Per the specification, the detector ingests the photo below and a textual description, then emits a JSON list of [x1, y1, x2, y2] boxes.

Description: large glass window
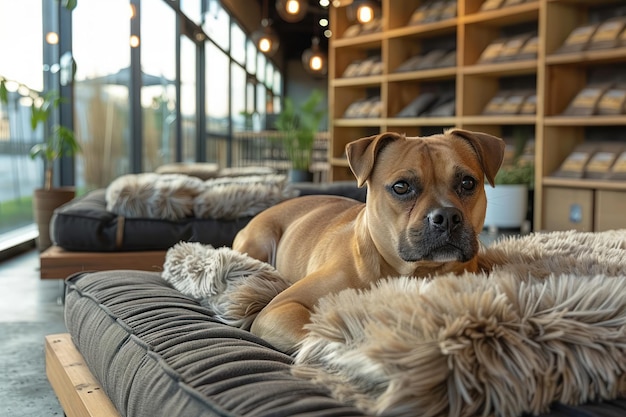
[[141, 0, 177, 171], [230, 23, 246, 66], [0, 0, 44, 237], [230, 63, 246, 132], [203, 0, 229, 51], [72, 0, 131, 191], [180, 36, 197, 163], [0, 0, 287, 245]]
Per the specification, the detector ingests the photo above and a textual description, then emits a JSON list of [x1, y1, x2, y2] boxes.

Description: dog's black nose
[[428, 207, 463, 233]]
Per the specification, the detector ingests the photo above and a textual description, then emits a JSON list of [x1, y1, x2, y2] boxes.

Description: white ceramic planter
[[484, 184, 528, 229]]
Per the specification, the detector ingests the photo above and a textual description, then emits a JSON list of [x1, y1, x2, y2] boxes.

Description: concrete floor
[[0, 247, 66, 416]]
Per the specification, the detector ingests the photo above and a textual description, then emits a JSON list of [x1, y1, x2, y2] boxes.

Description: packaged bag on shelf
[[520, 93, 537, 115], [342, 60, 362, 78], [477, 38, 507, 64], [516, 34, 539, 61], [584, 144, 623, 179], [497, 33, 535, 61], [435, 49, 456, 68], [425, 94, 455, 117], [597, 84, 626, 115], [588, 17, 626, 50], [552, 144, 597, 179], [500, 90, 534, 115], [416, 49, 448, 70], [395, 54, 422, 72], [483, 90, 511, 115], [554, 23, 600, 54], [561, 83, 613, 116], [395, 93, 438, 117], [480, 0, 504, 12], [439, 0, 457, 20], [609, 151, 626, 180]]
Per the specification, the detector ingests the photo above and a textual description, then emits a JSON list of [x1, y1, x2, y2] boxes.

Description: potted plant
[[28, 89, 81, 250], [274, 89, 326, 182], [484, 160, 534, 230]]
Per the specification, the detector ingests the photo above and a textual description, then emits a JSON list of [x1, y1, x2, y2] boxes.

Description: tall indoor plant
[[29, 89, 81, 250], [274, 89, 326, 182]]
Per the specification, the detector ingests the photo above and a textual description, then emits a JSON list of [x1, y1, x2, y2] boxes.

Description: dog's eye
[[392, 181, 411, 195], [461, 176, 476, 191]]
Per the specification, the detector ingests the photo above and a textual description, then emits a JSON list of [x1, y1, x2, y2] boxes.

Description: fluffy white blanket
[[105, 173, 296, 220], [162, 230, 626, 417]]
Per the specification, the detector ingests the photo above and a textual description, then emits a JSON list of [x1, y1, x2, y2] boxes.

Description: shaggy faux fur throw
[[161, 230, 626, 417], [105, 173, 296, 221]]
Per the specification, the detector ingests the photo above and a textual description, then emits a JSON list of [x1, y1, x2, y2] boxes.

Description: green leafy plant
[[0, 78, 81, 190], [28, 90, 81, 190], [274, 89, 326, 171], [495, 161, 535, 188]]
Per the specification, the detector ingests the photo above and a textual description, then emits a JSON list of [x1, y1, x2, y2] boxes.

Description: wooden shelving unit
[[328, 0, 626, 232]]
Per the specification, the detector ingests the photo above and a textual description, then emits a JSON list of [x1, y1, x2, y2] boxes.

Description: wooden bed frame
[[45, 333, 121, 417], [40, 246, 166, 279]]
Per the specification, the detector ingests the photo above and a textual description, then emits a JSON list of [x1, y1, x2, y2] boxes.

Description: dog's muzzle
[[398, 207, 477, 263]]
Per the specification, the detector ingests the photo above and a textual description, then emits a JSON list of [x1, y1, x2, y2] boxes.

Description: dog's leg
[[251, 269, 356, 354]]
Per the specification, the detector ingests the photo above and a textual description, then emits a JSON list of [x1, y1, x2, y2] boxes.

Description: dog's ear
[[346, 132, 403, 187], [446, 129, 505, 187]]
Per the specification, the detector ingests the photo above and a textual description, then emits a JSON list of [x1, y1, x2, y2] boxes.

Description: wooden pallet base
[[45, 334, 121, 417], [40, 246, 166, 279]]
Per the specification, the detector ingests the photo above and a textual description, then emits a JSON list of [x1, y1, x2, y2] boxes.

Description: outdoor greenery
[[0, 196, 34, 234], [274, 89, 326, 171]]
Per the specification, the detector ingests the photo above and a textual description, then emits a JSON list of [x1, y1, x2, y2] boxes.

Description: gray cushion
[[64, 270, 369, 417]]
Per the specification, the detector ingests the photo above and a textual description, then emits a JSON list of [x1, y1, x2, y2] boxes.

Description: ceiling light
[[302, 37, 327, 77], [356, 3, 375, 23], [251, 19, 279, 56], [276, 0, 308, 23]]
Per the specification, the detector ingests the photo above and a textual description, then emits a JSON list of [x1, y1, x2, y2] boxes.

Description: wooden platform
[[40, 246, 166, 279], [45, 333, 121, 417]]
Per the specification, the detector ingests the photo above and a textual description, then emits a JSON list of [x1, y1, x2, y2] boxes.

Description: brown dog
[[232, 129, 505, 353]]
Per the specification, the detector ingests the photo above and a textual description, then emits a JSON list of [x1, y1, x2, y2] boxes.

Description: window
[[141, 0, 177, 171], [230, 23, 246, 66], [180, 36, 197, 163], [0, 0, 44, 237], [205, 42, 229, 134], [72, 0, 131, 191]]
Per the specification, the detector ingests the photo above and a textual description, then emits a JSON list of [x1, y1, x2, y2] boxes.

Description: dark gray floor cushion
[[64, 270, 626, 417], [52, 182, 366, 252], [64, 270, 369, 417]]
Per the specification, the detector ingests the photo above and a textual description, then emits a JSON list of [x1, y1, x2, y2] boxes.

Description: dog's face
[[346, 130, 505, 273]]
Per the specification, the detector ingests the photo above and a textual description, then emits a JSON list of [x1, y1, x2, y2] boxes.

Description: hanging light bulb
[[356, 2, 375, 23], [276, 0, 308, 22], [251, 18, 280, 56], [302, 37, 327, 76]]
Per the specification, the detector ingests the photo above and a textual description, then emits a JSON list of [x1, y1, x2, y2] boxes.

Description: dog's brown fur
[[232, 129, 505, 353]]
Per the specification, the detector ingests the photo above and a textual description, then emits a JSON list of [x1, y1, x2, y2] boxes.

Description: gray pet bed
[[51, 182, 366, 252], [63, 270, 626, 417]]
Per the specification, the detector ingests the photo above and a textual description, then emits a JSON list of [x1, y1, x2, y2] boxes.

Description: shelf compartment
[[543, 177, 626, 191], [462, 115, 537, 125], [332, 75, 385, 88], [463, 59, 538, 77], [385, 117, 457, 127], [546, 48, 626, 66], [333, 118, 385, 127], [332, 33, 384, 49], [544, 116, 626, 126], [387, 67, 457, 82], [388, 19, 457, 39], [463, 2, 539, 26]]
